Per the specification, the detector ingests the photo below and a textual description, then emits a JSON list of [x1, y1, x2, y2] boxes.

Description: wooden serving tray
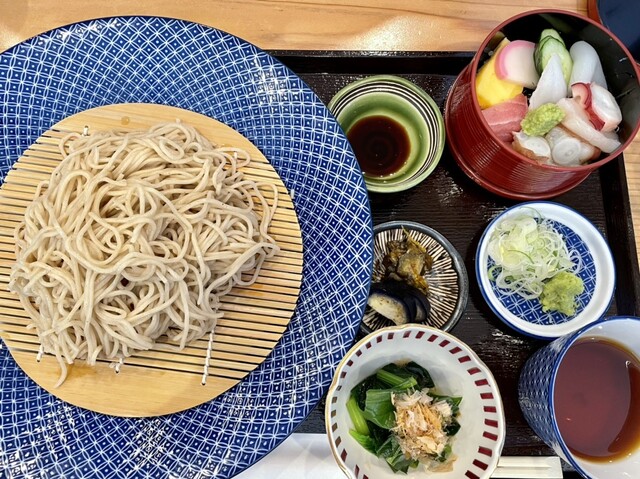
[[274, 50, 640, 478], [0, 103, 303, 417]]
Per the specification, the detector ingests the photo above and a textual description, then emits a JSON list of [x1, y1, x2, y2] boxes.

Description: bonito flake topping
[[391, 388, 457, 469]]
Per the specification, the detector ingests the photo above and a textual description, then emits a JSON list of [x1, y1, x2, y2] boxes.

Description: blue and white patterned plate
[[0, 17, 373, 478], [476, 202, 615, 339]]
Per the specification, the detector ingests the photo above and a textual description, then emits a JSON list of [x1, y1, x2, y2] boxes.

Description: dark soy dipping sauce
[[554, 337, 640, 462], [347, 115, 410, 177]]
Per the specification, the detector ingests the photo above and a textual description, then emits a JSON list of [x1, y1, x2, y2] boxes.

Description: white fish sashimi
[[569, 41, 608, 89], [529, 54, 568, 110], [592, 62, 608, 90], [557, 98, 621, 153]]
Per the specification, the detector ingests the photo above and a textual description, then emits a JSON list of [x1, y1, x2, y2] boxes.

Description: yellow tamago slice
[[476, 38, 523, 109]]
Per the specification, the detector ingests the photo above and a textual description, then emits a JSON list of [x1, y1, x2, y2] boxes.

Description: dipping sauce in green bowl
[[329, 75, 445, 193]]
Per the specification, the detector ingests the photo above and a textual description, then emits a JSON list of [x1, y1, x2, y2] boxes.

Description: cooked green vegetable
[[430, 393, 463, 415], [350, 428, 377, 454], [380, 361, 435, 389], [363, 389, 396, 429], [346, 362, 462, 473], [377, 435, 419, 473], [540, 271, 584, 315], [347, 395, 370, 436], [376, 368, 418, 389], [521, 103, 565, 136]]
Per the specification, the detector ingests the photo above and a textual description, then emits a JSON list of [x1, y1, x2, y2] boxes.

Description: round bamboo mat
[[0, 103, 303, 417]]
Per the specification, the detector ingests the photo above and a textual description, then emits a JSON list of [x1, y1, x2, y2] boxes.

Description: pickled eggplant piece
[[368, 281, 431, 325], [368, 291, 414, 325], [403, 287, 431, 322]]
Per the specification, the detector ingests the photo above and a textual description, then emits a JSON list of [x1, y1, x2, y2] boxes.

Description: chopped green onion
[[486, 211, 579, 299]]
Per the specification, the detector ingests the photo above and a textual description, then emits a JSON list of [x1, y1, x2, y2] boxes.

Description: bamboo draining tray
[[0, 103, 303, 417]]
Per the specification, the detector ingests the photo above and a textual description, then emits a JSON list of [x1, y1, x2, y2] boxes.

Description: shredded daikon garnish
[[487, 211, 580, 299]]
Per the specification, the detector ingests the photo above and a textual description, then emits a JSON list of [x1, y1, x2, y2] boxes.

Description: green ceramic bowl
[[328, 75, 445, 193]]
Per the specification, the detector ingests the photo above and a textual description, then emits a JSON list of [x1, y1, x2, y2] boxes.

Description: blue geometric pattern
[[0, 17, 373, 478], [517, 331, 574, 460], [476, 201, 615, 340], [517, 321, 610, 479], [488, 220, 596, 326]]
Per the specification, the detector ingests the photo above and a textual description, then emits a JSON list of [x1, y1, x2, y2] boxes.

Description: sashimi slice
[[482, 94, 528, 142], [569, 41, 607, 88], [529, 54, 568, 110], [557, 98, 621, 153]]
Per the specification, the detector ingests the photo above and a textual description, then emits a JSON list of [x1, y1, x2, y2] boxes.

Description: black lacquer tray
[[273, 50, 640, 478]]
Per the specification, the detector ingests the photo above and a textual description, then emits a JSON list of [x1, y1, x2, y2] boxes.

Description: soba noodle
[[9, 122, 279, 386]]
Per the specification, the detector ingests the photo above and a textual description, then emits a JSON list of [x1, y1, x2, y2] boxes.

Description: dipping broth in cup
[[519, 316, 640, 478], [554, 337, 640, 462]]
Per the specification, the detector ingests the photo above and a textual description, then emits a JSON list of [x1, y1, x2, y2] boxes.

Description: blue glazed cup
[[518, 316, 640, 478]]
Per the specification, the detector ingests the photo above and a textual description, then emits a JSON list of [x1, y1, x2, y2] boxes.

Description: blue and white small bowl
[[476, 202, 615, 339], [518, 316, 640, 478]]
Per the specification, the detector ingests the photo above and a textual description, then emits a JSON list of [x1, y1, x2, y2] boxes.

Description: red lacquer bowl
[[445, 9, 640, 200]]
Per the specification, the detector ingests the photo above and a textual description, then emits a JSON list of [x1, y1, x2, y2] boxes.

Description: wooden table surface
[[1, 0, 638, 265]]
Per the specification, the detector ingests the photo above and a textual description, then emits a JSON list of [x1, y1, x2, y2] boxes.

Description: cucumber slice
[[534, 36, 573, 83], [539, 28, 565, 46]]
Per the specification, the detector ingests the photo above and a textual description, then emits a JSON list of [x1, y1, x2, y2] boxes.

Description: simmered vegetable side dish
[[347, 362, 462, 474], [368, 230, 433, 325], [487, 210, 584, 315], [477, 28, 623, 166]]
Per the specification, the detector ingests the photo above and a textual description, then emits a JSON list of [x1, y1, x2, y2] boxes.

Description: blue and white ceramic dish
[[0, 17, 373, 479], [476, 202, 615, 339]]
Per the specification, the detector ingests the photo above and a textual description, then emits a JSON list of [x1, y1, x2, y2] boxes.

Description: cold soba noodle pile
[[9, 122, 279, 386]]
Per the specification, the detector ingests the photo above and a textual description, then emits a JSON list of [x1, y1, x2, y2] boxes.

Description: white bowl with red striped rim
[[325, 324, 505, 479]]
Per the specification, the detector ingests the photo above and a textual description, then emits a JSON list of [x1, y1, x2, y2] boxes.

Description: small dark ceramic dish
[[361, 221, 469, 335]]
